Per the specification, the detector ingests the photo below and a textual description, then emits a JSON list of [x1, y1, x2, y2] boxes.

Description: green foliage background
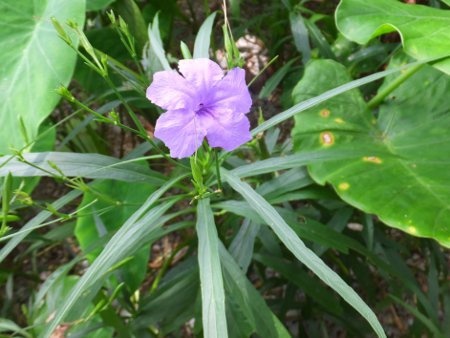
[[0, 0, 449, 337]]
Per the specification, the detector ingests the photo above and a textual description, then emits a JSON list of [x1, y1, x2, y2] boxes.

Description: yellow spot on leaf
[[320, 131, 334, 146], [338, 182, 350, 191], [407, 226, 417, 235], [319, 109, 330, 117], [334, 118, 344, 124], [363, 156, 383, 164]]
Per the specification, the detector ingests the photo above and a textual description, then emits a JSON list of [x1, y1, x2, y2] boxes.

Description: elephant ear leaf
[[0, 0, 85, 154], [292, 58, 450, 247], [336, 0, 450, 75]]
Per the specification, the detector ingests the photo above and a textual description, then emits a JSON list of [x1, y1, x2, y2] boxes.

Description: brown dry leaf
[[50, 324, 70, 338]]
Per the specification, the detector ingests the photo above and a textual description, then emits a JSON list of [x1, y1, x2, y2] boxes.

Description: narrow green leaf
[[196, 198, 228, 338], [147, 13, 171, 71], [180, 41, 192, 59], [193, 12, 217, 59], [0, 152, 165, 184], [289, 12, 310, 64], [389, 295, 444, 337], [42, 202, 176, 337], [383, 248, 439, 325], [222, 169, 386, 338], [1, 172, 13, 230], [75, 179, 156, 292], [443, 290, 450, 333], [259, 59, 296, 99], [230, 149, 380, 178], [304, 18, 336, 60], [0, 319, 31, 338], [135, 258, 199, 332], [219, 243, 290, 337], [0, 189, 82, 262], [33, 259, 80, 311], [213, 200, 263, 224], [254, 253, 344, 318], [228, 219, 260, 272], [42, 176, 186, 337], [256, 167, 312, 198], [217, 200, 351, 254]]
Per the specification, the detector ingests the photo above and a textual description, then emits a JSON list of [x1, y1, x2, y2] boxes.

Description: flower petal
[[146, 70, 197, 110], [200, 109, 251, 151], [208, 68, 252, 114], [178, 58, 224, 94], [154, 109, 206, 158]]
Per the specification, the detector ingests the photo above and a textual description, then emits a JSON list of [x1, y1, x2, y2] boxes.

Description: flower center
[[196, 103, 206, 114]]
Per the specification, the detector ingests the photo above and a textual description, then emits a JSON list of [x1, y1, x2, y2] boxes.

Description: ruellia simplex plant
[[0, 0, 449, 337]]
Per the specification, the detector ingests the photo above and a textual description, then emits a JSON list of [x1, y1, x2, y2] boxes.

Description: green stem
[[257, 135, 270, 161], [72, 99, 138, 134], [248, 55, 279, 87], [94, 293, 130, 338], [16, 158, 65, 180], [103, 77, 147, 136], [364, 214, 374, 252], [203, 0, 210, 16], [1, 173, 12, 234], [149, 242, 187, 294], [214, 149, 222, 192], [367, 64, 423, 109]]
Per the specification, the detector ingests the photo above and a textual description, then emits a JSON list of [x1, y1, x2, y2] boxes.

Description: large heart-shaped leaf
[[336, 0, 450, 75], [0, 0, 85, 154], [292, 59, 450, 247]]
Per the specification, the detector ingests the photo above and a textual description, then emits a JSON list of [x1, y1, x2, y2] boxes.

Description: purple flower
[[146, 58, 252, 158]]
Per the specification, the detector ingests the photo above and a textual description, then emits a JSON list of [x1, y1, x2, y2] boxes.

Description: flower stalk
[[367, 64, 424, 109]]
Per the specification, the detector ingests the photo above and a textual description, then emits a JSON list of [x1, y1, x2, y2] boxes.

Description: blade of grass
[[196, 198, 228, 338], [222, 169, 386, 338]]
